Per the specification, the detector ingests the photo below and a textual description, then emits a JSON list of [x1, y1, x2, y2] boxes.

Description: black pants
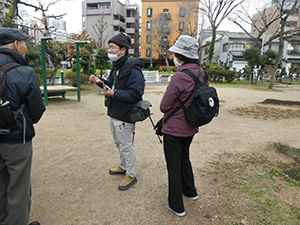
[[163, 134, 197, 213]]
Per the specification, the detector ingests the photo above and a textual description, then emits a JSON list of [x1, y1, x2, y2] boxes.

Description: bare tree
[[151, 13, 174, 70], [176, 0, 199, 37], [200, 0, 246, 65], [267, 0, 300, 89], [19, 0, 67, 85], [228, 0, 280, 47], [230, 0, 300, 88], [92, 14, 109, 48], [1, 0, 21, 27]]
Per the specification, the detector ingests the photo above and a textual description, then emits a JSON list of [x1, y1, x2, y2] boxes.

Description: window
[[286, 21, 297, 27], [146, 35, 152, 44], [147, 20, 152, 30], [223, 44, 228, 52], [163, 9, 169, 14], [146, 48, 152, 57], [179, 7, 186, 17], [229, 44, 244, 51], [179, 22, 184, 30], [147, 7, 152, 17], [99, 3, 110, 9]]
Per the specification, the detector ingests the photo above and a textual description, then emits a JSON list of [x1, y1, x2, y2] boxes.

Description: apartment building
[[252, 0, 300, 70], [0, 0, 11, 25], [252, 0, 299, 35], [141, 0, 199, 69], [81, 0, 140, 57]]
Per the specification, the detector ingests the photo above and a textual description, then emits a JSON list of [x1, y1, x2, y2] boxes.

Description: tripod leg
[[148, 115, 162, 143]]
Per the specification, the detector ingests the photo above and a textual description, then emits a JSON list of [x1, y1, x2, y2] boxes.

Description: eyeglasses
[[107, 45, 119, 50]]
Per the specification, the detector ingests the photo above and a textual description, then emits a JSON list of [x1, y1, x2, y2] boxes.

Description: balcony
[[129, 49, 135, 55], [86, 8, 111, 15], [126, 17, 135, 23], [125, 28, 135, 34], [113, 20, 125, 27], [287, 15, 298, 22], [284, 27, 294, 32]]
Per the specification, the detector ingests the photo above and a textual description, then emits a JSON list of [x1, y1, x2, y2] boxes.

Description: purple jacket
[[160, 63, 205, 137]]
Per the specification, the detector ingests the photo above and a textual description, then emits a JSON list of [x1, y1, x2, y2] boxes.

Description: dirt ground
[[29, 84, 300, 225]]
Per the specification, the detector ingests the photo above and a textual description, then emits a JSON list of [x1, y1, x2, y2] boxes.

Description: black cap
[[0, 27, 30, 46], [108, 32, 131, 50]]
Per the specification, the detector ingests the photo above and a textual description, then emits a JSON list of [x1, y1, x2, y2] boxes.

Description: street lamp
[[41, 36, 52, 106], [75, 41, 90, 102]]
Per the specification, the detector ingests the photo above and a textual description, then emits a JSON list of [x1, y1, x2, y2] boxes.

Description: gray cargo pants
[[110, 117, 136, 178], [0, 141, 32, 225]]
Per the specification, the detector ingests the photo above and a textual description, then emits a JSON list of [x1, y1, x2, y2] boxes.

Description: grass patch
[[230, 105, 300, 119], [201, 148, 300, 225]]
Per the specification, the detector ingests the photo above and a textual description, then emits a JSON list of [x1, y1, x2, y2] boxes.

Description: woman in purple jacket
[[160, 35, 205, 217]]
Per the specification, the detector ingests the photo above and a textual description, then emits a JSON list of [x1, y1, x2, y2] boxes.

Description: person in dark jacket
[[89, 32, 145, 191], [160, 35, 205, 217], [0, 27, 45, 225]]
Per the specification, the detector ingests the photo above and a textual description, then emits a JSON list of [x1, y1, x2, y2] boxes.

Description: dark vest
[[107, 57, 144, 122]]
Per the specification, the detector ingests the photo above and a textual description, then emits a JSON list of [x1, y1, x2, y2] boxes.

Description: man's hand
[[89, 75, 102, 84], [104, 86, 114, 97]]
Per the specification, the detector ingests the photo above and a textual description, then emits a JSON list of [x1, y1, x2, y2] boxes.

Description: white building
[[81, 0, 140, 57]]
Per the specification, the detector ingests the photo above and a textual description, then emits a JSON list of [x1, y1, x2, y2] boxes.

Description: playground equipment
[[40, 37, 89, 106]]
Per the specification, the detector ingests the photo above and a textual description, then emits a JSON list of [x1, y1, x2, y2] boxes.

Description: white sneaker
[[189, 195, 198, 201], [165, 199, 186, 217]]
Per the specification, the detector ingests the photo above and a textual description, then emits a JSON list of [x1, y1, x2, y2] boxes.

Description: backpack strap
[[163, 67, 204, 123], [0, 62, 21, 73], [177, 68, 204, 113], [0, 62, 21, 102]]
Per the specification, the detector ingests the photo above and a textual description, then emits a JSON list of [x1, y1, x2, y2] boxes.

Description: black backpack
[[180, 68, 219, 127], [161, 68, 219, 127], [0, 62, 21, 135]]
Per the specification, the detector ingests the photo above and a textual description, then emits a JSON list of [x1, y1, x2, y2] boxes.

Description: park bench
[[40, 85, 77, 98], [40, 71, 80, 105]]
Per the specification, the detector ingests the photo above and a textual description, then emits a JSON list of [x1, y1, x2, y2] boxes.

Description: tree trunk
[[164, 57, 170, 71], [45, 45, 60, 85], [3, 0, 20, 27], [249, 65, 253, 84], [269, 14, 286, 89], [207, 28, 216, 65]]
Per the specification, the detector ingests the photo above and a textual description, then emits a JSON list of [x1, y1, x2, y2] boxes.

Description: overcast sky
[[21, 0, 249, 34]]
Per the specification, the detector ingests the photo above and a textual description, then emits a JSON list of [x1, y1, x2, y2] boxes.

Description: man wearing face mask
[[160, 35, 206, 217], [89, 32, 145, 191]]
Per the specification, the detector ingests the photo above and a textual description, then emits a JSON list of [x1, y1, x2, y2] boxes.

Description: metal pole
[[75, 41, 90, 102], [61, 70, 65, 98], [41, 37, 52, 106], [61, 70, 64, 85], [76, 43, 81, 102]]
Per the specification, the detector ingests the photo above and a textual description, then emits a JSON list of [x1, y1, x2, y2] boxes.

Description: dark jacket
[[0, 48, 46, 144], [99, 55, 145, 122], [160, 63, 205, 137]]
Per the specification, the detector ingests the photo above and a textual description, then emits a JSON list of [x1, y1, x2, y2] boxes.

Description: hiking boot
[[109, 166, 126, 175], [118, 174, 137, 190], [165, 199, 186, 217]]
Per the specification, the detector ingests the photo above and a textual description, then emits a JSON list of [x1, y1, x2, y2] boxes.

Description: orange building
[[141, 0, 199, 69]]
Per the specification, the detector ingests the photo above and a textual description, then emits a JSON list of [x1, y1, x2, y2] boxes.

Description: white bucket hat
[[169, 35, 199, 59]]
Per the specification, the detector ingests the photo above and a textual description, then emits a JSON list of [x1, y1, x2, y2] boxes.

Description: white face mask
[[108, 52, 122, 62], [173, 56, 182, 68]]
